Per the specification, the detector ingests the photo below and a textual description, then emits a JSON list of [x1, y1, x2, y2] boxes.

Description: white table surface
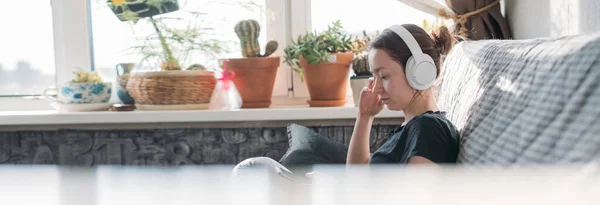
[[0, 164, 598, 205]]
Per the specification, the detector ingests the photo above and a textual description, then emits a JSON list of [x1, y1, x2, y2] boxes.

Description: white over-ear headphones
[[386, 25, 437, 90]]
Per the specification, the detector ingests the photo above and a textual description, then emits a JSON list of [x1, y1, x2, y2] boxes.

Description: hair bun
[[430, 26, 456, 56]]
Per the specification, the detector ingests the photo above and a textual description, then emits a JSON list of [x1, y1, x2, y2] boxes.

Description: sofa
[[437, 32, 600, 164]]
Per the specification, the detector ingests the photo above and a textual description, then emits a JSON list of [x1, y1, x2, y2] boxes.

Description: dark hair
[[368, 24, 456, 79]]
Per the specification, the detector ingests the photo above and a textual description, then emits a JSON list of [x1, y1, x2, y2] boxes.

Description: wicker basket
[[126, 70, 216, 105]]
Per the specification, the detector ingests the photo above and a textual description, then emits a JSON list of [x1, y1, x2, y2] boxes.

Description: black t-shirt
[[370, 111, 460, 164]]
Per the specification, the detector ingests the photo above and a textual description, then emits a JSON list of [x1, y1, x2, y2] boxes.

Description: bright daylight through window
[[90, 0, 267, 83], [0, 1, 56, 96]]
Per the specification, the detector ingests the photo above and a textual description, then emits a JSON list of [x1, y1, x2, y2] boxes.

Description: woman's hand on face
[[359, 77, 384, 117]]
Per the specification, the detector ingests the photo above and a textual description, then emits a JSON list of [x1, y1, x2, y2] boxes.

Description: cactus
[[235, 20, 261, 57], [263, 40, 278, 57], [350, 30, 379, 76], [352, 53, 371, 76], [234, 19, 278, 57]]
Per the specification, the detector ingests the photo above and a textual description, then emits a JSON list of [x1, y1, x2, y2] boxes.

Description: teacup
[[43, 82, 112, 104]]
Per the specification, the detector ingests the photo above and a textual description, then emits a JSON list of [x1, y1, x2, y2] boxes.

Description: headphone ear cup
[[405, 56, 418, 89], [406, 55, 436, 90], [406, 56, 416, 75]]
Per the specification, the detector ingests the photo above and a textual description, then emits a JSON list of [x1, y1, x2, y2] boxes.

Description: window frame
[[288, 0, 312, 98]]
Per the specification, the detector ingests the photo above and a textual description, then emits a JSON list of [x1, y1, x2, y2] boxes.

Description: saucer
[[50, 102, 112, 112], [135, 103, 209, 110], [307, 99, 347, 107]]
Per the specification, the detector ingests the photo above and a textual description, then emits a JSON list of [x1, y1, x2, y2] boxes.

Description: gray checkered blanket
[[437, 33, 600, 165]]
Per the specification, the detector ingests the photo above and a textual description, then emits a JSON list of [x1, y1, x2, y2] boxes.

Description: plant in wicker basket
[[106, 0, 226, 109], [226, 19, 281, 108]]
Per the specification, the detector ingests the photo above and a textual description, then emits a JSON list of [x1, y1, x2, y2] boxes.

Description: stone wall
[[0, 124, 397, 166]]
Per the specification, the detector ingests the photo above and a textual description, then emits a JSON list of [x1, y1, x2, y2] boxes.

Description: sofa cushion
[[278, 123, 348, 166], [438, 33, 600, 164]]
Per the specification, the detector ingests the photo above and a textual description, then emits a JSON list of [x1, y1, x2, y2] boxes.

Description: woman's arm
[[347, 78, 383, 165], [346, 115, 374, 164]]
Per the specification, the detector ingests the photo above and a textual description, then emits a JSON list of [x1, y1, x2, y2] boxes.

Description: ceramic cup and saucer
[[42, 82, 112, 112]]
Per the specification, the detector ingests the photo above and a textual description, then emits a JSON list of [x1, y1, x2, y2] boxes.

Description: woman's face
[[368, 49, 415, 111]]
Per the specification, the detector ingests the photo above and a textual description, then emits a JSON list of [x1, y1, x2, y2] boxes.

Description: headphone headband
[[386, 25, 425, 63]]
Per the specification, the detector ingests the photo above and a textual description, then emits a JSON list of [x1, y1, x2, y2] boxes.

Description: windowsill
[[0, 96, 403, 126], [0, 106, 402, 126]]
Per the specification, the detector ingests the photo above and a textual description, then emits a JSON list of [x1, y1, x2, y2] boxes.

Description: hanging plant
[[106, 0, 226, 71], [107, 0, 180, 22]]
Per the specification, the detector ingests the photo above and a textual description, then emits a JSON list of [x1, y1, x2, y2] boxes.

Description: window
[[0, 1, 56, 96], [1, 0, 438, 110], [290, 0, 438, 98]]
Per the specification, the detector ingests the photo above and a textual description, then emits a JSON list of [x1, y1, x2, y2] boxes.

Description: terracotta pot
[[227, 57, 280, 108], [299, 52, 354, 107]]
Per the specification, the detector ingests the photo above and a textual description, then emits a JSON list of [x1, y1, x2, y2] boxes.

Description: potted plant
[[106, 0, 226, 110], [43, 69, 113, 111], [226, 19, 280, 108], [350, 30, 378, 107], [284, 20, 355, 107]]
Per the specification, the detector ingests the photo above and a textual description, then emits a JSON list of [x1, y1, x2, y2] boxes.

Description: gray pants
[[232, 157, 313, 204], [232, 157, 294, 179], [232, 157, 317, 185]]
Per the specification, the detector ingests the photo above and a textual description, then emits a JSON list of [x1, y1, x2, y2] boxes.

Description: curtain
[[396, 0, 511, 40], [444, 0, 511, 40]]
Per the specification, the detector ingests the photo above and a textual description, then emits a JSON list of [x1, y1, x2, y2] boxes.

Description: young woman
[[233, 24, 460, 179], [348, 24, 459, 165]]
